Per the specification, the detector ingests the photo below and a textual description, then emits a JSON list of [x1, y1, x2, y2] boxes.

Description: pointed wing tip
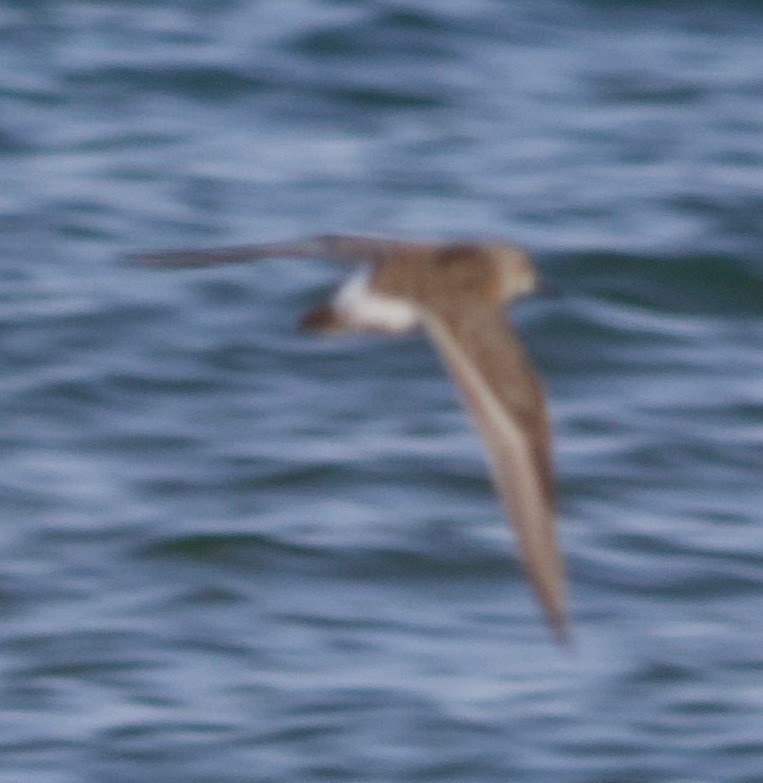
[[125, 250, 214, 268], [548, 611, 573, 649], [126, 244, 284, 268], [537, 569, 570, 648], [527, 550, 569, 647]]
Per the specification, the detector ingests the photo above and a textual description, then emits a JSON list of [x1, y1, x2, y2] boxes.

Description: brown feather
[[421, 305, 565, 640]]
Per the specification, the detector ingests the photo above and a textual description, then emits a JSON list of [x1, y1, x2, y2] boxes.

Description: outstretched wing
[[422, 304, 566, 640], [130, 234, 437, 268]]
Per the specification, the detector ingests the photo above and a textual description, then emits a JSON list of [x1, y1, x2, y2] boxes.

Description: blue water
[[1, 2, 762, 781]]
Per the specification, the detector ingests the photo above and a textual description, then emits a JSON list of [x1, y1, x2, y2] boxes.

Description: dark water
[[1, 2, 762, 781]]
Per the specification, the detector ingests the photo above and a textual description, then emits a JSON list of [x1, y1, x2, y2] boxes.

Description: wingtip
[[124, 245, 268, 268], [549, 612, 573, 650], [534, 572, 570, 648], [126, 249, 205, 268]]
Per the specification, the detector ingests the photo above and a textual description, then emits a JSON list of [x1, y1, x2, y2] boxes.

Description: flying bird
[[134, 235, 567, 641]]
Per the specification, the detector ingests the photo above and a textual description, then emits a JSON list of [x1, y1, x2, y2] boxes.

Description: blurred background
[[1, 1, 762, 781]]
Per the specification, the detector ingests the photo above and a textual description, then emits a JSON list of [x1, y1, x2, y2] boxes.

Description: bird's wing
[[131, 234, 436, 268], [422, 304, 566, 640]]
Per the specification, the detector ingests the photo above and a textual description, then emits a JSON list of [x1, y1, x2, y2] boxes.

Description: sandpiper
[[134, 235, 567, 641]]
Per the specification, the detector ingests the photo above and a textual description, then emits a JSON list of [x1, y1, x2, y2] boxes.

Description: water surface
[[1, 2, 762, 781]]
